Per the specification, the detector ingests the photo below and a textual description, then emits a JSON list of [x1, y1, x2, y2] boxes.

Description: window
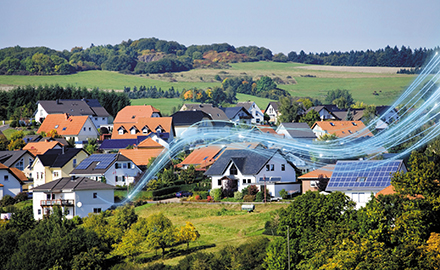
[[15, 159, 24, 170], [73, 159, 77, 168], [89, 127, 91, 131], [46, 194, 51, 200], [3, 175, 8, 181], [270, 164, 274, 171], [52, 194, 55, 199], [55, 125, 59, 129], [115, 176, 118, 182], [115, 163, 120, 169], [93, 208, 101, 213], [53, 171, 59, 178], [29, 158, 33, 165], [281, 164, 285, 171], [247, 179, 251, 183], [95, 117, 97, 121], [243, 179, 246, 184], [93, 192, 97, 199], [38, 209, 41, 215], [229, 164, 238, 175], [356, 177, 367, 182], [37, 172, 39, 180], [102, 118, 105, 120], [123, 163, 127, 169], [218, 179, 221, 186], [266, 164, 270, 171], [131, 128, 136, 134], [118, 129, 124, 135]]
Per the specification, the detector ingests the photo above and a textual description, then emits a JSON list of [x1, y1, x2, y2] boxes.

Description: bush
[[247, 185, 259, 196], [279, 189, 288, 199], [243, 195, 255, 202], [10, 120, 18, 128], [255, 192, 263, 202], [1, 195, 16, 207], [210, 188, 223, 201], [14, 192, 28, 202], [207, 196, 213, 202], [195, 195, 201, 200], [234, 191, 243, 200]]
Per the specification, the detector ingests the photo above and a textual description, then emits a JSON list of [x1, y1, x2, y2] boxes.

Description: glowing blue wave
[[121, 52, 440, 204]]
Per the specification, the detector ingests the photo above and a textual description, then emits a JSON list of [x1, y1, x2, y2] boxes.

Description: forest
[[0, 37, 437, 75]]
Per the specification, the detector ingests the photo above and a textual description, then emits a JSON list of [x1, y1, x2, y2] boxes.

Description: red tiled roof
[[178, 145, 224, 168], [37, 114, 89, 136], [118, 148, 164, 166], [23, 141, 62, 155], [114, 105, 161, 123], [298, 164, 335, 179], [311, 120, 373, 138], [112, 117, 173, 139], [137, 138, 163, 149]]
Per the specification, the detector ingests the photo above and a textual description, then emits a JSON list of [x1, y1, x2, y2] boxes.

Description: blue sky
[[1, 0, 440, 54]]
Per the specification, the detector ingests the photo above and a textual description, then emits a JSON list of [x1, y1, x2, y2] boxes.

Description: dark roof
[[266, 102, 279, 112], [326, 160, 405, 192], [182, 104, 229, 121], [99, 134, 168, 150], [171, 111, 212, 126], [37, 148, 87, 168], [279, 123, 317, 139], [236, 102, 254, 111], [70, 153, 131, 175], [23, 135, 42, 144], [40, 137, 70, 146], [205, 149, 278, 176], [222, 107, 252, 120], [33, 176, 115, 192], [0, 150, 35, 167], [38, 99, 109, 117]]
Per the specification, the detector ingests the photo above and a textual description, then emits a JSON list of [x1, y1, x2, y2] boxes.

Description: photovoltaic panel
[[327, 160, 403, 190], [75, 154, 117, 170]]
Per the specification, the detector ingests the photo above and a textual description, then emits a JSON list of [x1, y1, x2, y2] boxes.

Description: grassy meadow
[[0, 61, 417, 107], [133, 202, 286, 266]]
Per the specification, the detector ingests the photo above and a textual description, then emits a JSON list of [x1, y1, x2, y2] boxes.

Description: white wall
[[76, 118, 100, 141], [103, 161, 142, 186], [0, 170, 22, 199], [90, 116, 108, 130], [75, 189, 114, 218], [36, 103, 48, 123]]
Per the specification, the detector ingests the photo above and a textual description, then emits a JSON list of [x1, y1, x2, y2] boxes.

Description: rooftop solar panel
[[75, 154, 117, 170]]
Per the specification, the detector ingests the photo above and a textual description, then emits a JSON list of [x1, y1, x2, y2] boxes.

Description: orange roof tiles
[[298, 164, 335, 179], [137, 138, 163, 149], [118, 148, 164, 166], [178, 145, 224, 168], [37, 114, 89, 136], [112, 117, 173, 139], [23, 141, 62, 155], [114, 105, 161, 123], [311, 120, 373, 138], [375, 185, 424, 199], [9, 167, 28, 182], [257, 125, 277, 134]]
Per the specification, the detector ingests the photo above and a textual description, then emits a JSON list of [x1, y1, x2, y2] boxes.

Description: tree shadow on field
[[135, 244, 216, 264]]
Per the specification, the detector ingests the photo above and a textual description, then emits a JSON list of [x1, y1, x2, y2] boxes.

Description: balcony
[[40, 199, 74, 207]]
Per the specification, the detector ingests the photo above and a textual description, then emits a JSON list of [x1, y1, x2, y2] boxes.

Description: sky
[[1, 0, 440, 54]]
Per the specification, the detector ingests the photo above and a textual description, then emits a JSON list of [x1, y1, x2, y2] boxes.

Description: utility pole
[[263, 175, 267, 203], [288, 226, 290, 270]]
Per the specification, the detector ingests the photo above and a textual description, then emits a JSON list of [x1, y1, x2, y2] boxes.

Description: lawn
[[0, 62, 417, 106], [133, 202, 286, 266]]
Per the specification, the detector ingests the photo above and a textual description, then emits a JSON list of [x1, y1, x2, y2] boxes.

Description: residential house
[[171, 110, 213, 138], [276, 122, 317, 143], [222, 106, 253, 125], [237, 101, 265, 124], [35, 99, 110, 129], [23, 140, 63, 156], [37, 114, 100, 144], [180, 103, 230, 122], [113, 105, 161, 125], [0, 150, 35, 172], [100, 133, 169, 152], [311, 120, 374, 139], [326, 160, 407, 209], [264, 102, 280, 123], [253, 125, 277, 135], [69, 153, 142, 186], [0, 163, 27, 199], [177, 145, 226, 170], [23, 134, 42, 144], [118, 148, 164, 169], [298, 164, 335, 193], [205, 149, 300, 197], [31, 148, 89, 187], [111, 117, 175, 141], [33, 176, 115, 219]]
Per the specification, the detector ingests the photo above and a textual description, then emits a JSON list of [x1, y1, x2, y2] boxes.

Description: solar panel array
[[75, 154, 117, 170], [327, 160, 402, 190]]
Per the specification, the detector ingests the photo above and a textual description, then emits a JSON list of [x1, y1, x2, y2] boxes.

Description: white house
[[32, 176, 115, 219], [326, 160, 407, 209], [0, 163, 27, 199], [171, 110, 214, 138], [264, 102, 280, 123], [237, 102, 265, 124], [205, 149, 300, 197], [69, 153, 142, 186], [276, 122, 317, 143], [222, 107, 253, 125], [35, 99, 110, 129]]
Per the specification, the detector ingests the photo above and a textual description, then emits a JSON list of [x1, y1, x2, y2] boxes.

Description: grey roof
[[171, 111, 212, 126], [326, 160, 405, 192], [182, 104, 229, 121], [70, 153, 131, 175], [38, 99, 110, 117], [222, 107, 252, 120], [33, 176, 115, 192], [0, 150, 35, 167], [236, 102, 254, 111], [23, 135, 42, 144], [265, 102, 279, 112], [205, 149, 278, 176], [37, 148, 87, 168], [279, 123, 317, 139]]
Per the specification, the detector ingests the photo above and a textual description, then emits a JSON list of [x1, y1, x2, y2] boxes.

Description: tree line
[[0, 85, 130, 121], [2, 38, 436, 75]]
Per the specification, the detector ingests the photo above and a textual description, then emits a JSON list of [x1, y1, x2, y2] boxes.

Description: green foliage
[[178, 222, 200, 250], [278, 97, 302, 123], [109, 204, 138, 231], [0, 195, 16, 207], [299, 109, 321, 127], [264, 238, 288, 270], [233, 191, 243, 200], [145, 213, 177, 257], [325, 89, 354, 109], [279, 189, 288, 199], [243, 195, 256, 202], [210, 188, 223, 201]]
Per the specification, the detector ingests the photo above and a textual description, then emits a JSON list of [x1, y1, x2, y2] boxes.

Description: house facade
[[31, 148, 89, 187], [237, 102, 265, 124], [32, 176, 115, 219], [264, 102, 280, 123], [205, 149, 300, 197], [222, 107, 253, 125], [276, 122, 317, 143], [171, 110, 213, 138], [0, 163, 26, 199], [70, 153, 142, 186]]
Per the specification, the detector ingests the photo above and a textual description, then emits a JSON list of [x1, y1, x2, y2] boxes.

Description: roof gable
[[37, 148, 87, 168], [114, 105, 161, 123], [278, 122, 317, 139], [37, 114, 90, 136]]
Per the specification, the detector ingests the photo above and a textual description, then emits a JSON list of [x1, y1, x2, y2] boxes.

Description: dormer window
[[230, 164, 238, 175], [118, 127, 125, 135], [352, 122, 357, 126], [55, 125, 59, 129], [130, 127, 138, 135], [330, 122, 335, 126]]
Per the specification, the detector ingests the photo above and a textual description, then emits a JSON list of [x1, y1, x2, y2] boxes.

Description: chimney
[[56, 99, 60, 104]]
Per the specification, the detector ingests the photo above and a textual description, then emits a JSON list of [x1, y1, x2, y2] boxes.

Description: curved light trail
[[121, 51, 440, 204]]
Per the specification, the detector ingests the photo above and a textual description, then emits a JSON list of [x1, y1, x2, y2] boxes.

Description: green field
[[133, 202, 286, 266], [0, 61, 417, 106]]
